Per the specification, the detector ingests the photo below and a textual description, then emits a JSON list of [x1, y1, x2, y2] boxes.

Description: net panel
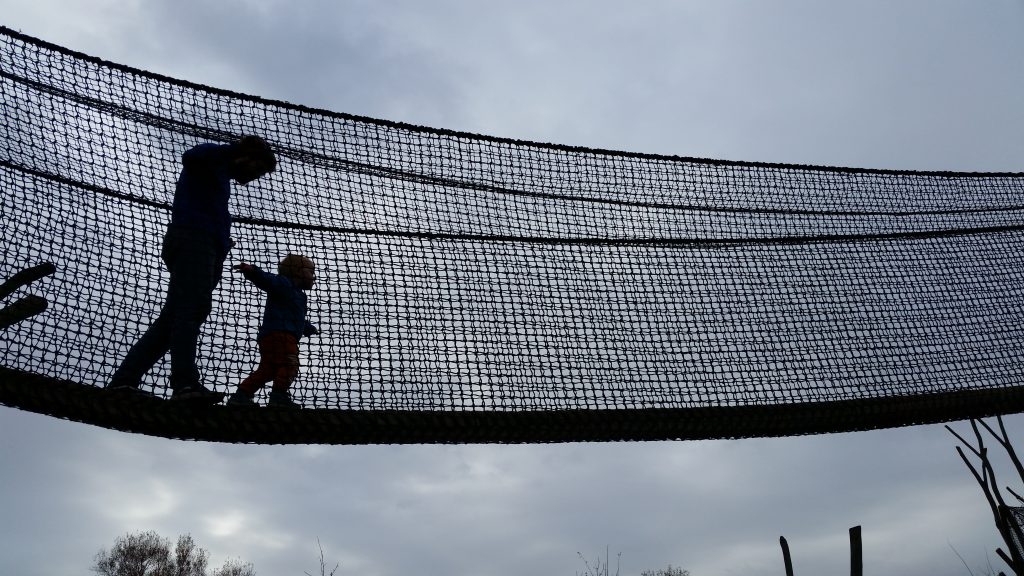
[[2, 26, 1024, 443]]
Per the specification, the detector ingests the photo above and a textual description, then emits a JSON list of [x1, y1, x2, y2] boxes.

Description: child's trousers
[[239, 331, 299, 393]]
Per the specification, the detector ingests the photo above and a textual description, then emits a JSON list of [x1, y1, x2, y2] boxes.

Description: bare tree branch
[[949, 541, 977, 576], [1007, 486, 1024, 506], [304, 538, 339, 576], [950, 419, 1024, 576], [955, 445, 1000, 521], [949, 424, 985, 459]]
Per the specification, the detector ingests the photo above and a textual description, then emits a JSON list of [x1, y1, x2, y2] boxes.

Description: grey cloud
[[1, 407, 1019, 576], [3, 1, 1024, 575]]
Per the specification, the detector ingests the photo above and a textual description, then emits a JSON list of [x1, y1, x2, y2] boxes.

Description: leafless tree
[[948, 416, 1024, 576], [639, 565, 690, 576], [304, 538, 339, 576], [576, 546, 621, 576], [92, 530, 252, 576], [93, 531, 178, 576], [212, 559, 256, 576]]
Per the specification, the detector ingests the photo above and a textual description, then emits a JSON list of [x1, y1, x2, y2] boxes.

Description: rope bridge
[[2, 26, 1024, 444]]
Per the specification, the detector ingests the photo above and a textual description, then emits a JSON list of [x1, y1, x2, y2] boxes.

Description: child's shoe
[[226, 390, 256, 407], [268, 390, 299, 409]]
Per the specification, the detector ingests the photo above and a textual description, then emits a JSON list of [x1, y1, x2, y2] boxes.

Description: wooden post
[[0, 262, 56, 301], [0, 263, 55, 329], [0, 295, 47, 329], [849, 526, 862, 576], [779, 536, 794, 576]]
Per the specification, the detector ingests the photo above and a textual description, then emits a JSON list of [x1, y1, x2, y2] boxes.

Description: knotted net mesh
[[2, 26, 1024, 443]]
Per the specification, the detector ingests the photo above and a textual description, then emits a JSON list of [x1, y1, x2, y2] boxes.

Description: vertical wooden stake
[[780, 536, 794, 576], [0, 295, 48, 329], [0, 262, 56, 300], [849, 526, 862, 576], [0, 263, 55, 329]]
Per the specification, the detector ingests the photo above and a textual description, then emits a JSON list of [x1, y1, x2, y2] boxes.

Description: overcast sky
[[3, 2, 1024, 576]]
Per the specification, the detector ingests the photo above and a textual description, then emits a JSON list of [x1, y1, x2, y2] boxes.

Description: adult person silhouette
[[107, 136, 277, 404]]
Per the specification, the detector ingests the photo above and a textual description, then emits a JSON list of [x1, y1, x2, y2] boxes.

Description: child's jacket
[[241, 266, 317, 341]]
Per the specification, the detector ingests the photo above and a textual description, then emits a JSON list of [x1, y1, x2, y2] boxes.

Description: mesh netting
[[1006, 507, 1024, 559], [2, 26, 1024, 443]]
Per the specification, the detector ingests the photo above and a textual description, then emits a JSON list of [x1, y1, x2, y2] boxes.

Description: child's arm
[[232, 263, 273, 291], [232, 263, 293, 295]]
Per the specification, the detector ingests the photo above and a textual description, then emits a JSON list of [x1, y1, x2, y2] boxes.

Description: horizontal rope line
[[5, 25, 1023, 180], [4, 159, 1024, 247], [288, 146, 1024, 218], [5, 68, 1024, 218]]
